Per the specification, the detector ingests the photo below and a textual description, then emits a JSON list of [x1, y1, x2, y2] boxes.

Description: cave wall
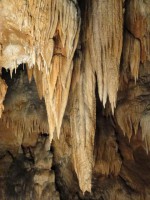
[[0, 0, 150, 199]]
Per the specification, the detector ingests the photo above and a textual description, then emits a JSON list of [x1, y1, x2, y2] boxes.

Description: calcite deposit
[[0, 0, 150, 199]]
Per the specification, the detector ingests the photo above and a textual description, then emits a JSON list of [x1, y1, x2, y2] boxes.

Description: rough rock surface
[[0, 0, 150, 199]]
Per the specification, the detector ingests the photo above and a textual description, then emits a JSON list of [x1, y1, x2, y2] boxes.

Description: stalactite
[[0, 0, 80, 143], [0, 114, 49, 143], [26, 65, 33, 83], [122, 31, 141, 82], [69, 46, 96, 193], [68, 0, 122, 192], [125, 0, 150, 63], [33, 66, 43, 100], [87, 0, 123, 113], [0, 0, 125, 194], [117, 0, 150, 151], [115, 100, 144, 141]]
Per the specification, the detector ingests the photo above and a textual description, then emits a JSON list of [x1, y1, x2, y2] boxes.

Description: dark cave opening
[[1, 64, 26, 85], [0, 63, 49, 143], [1, 64, 47, 118]]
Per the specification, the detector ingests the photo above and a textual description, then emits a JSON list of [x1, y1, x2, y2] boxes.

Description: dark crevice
[[1, 64, 27, 85]]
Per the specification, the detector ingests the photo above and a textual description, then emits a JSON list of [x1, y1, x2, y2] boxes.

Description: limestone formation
[[0, 0, 150, 200]]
